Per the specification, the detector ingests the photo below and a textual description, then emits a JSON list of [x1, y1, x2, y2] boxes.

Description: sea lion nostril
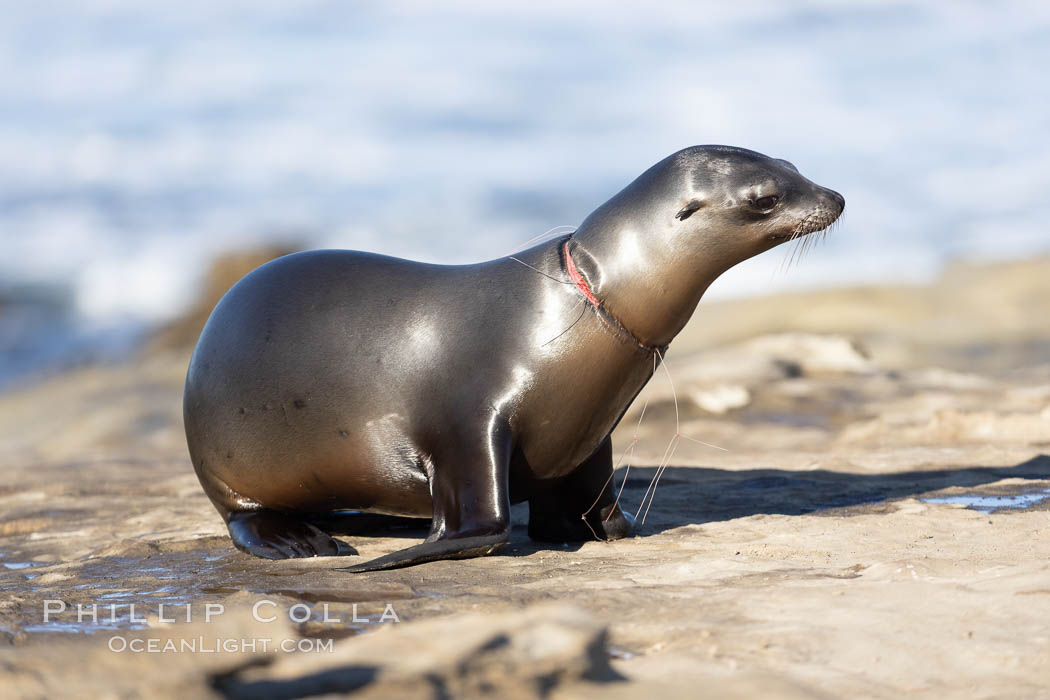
[[827, 189, 846, 212]]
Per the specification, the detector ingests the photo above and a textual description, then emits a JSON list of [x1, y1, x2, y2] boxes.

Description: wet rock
[[626, 333, 874, 422], [0, 608, 286, 699]]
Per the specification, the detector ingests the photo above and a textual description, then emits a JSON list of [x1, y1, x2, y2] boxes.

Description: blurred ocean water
[[0, 1, 1048, 387]]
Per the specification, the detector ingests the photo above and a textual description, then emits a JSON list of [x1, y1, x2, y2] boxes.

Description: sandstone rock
[[741, 333, 875, 376], [0, 608, 287, 699], [0, 600, 617, 699], [4, 258, 1050, 699], [689, 385, 752, 414], [222, 603, 616, 699], [838, 408, 1050, 446]]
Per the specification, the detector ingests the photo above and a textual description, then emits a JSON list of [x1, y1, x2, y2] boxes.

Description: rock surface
[[2, 604, 621, 699], [2, 256, 1050, 698]]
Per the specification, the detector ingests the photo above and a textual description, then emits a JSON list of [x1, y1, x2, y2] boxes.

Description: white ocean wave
[[0, 0, 1047, 382]]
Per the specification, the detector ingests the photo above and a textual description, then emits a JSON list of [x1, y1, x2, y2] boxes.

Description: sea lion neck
[[567, 197, 728, 349], [561, 239, 661, 353]]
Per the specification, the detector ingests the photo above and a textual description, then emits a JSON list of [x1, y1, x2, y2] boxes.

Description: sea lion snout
[[768, 190, 843, 242], [824, 187, 846, 214], [805, 186, 845, 229], [803, 185, 845, 229], [763, 176, 844, 243]]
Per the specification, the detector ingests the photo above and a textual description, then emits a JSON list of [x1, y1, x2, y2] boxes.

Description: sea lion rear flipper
[[226, 510, 357, 560]]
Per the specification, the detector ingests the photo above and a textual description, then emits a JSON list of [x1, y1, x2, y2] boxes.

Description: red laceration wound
[[563, 241, 600, 308]]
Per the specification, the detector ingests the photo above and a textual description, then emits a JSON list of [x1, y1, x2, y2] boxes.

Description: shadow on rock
[[302, 455, 1050, 560], [616, 454, 1050, 535]]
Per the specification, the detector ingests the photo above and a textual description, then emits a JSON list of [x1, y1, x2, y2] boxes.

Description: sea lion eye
[[752, 195, 779, 210]]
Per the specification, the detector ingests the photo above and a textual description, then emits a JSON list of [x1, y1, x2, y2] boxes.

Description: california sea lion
[[183, 145, 844, 571]]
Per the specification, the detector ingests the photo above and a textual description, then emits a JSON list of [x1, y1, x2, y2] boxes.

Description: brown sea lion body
[[183, 145, 844, 571]]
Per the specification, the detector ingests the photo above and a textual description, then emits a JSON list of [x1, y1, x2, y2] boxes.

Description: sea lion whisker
[[788, 236, 802, 269], [777, 208, 837, 274], [774, 244, 792, 277], [793, 219, 816, 265], [776, 219, 809, 275], [799, 232, 812, 263], [777, 235, 797, 275], [806, 223, 825, 257]]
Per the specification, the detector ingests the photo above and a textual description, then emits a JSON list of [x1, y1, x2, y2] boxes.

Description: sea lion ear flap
[[675, 199, 704, 221]]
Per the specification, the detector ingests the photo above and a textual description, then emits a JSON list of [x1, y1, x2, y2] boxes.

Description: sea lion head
[[669, 145, 844, 257], [570, 145, 845, 345], [578, 145, 845, 273]]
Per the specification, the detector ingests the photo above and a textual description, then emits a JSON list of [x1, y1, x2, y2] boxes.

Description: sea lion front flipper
[[338, 415, 513, 573], [335, 532, 509, 573], [227, 510, 357, 560], [528, 436, 635, 543]]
